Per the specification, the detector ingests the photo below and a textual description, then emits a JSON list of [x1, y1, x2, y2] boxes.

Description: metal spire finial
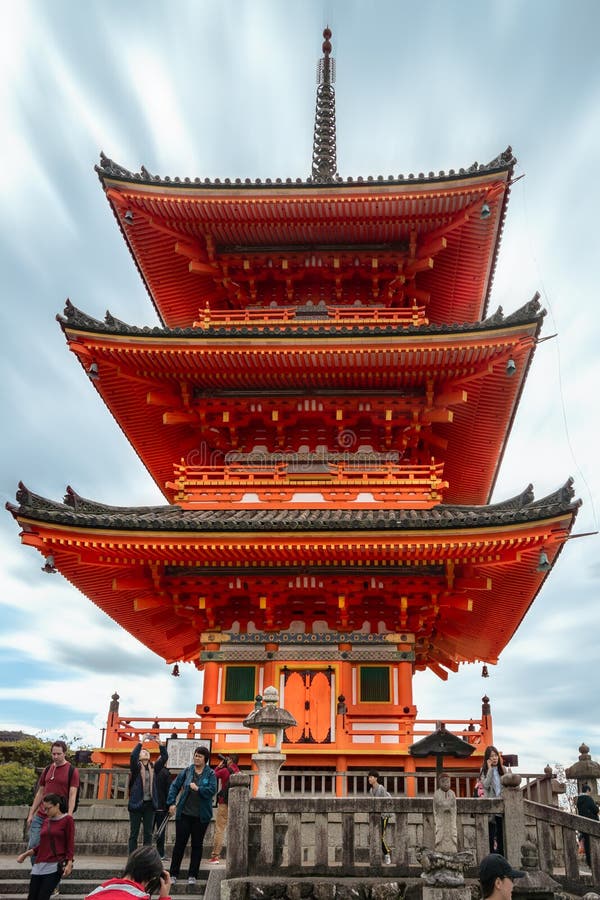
[[310, 27, 338, 183]]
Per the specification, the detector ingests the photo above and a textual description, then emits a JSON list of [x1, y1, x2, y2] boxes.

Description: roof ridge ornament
[[310, 28, 339, 184]]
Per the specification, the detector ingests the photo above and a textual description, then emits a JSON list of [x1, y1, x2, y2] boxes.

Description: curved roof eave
[[6, 478, 580, 534], [57, 294, 544, 342]]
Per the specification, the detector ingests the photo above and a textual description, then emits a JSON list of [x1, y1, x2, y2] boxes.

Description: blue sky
[[1, 0, 599, 772]]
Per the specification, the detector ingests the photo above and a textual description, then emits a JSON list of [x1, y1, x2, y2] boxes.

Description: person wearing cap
[[479, 853, 525, 900]]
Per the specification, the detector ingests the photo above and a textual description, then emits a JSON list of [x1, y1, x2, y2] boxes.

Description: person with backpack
[[128, 735, 169, 855], [209, 754, 240, 864], [367, 769, 393, 865], [26, 742, 79, 857]]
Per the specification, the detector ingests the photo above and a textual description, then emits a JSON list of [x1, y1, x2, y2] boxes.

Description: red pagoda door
[[283, 668, 333, 744]]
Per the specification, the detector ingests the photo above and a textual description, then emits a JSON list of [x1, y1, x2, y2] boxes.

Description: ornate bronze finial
[[310, 27, 338, 183]]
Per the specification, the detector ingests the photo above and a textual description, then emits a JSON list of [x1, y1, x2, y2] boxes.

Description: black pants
[[129, 800, 155, 853], [169, 814, 209, 879], [488, 815, 504, 856], [581, 831, 592, 866], [154, 809, 169, 857], [28, 870, 61, 900]]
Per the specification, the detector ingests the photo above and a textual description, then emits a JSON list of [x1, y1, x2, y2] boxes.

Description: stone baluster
[[501, 771, 526, 868], [225, 772, 251, 877]]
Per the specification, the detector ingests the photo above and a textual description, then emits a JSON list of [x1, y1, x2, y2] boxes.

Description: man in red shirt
[[27, 741, 79, 853]]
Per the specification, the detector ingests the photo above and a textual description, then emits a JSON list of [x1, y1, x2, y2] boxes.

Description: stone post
[[502, 772, 526, 869], [225, 772, 251, 878]]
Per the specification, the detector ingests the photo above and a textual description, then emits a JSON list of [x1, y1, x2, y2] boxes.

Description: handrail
[[193, 304, 428, 329]]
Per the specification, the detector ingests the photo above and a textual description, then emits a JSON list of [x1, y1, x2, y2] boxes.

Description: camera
[[217, 753, 227, 760]]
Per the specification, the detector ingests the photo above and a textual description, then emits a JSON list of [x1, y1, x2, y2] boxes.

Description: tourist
[[367, 770, 392, 865], [85, 846, 171, 900], [209, 753, 240, 864], [576, 783, 599, 867], [128, 734, 169, 854], [479, 853, 525, 900], [154, 764, 172, 860], [480, 745, 505, 855], [26, 741, 79, 856], [166, 745, 217, 884], [17, 793, 74, 900]]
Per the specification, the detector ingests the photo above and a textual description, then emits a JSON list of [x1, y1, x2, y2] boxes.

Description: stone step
[[0, 871, 208, 897]]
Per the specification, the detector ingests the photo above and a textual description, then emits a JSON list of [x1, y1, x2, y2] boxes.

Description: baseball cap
[[479, 854, 525, 882]]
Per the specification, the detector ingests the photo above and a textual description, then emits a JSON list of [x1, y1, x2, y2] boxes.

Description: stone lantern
[[243, 685, 297, 797], [566, 743, 600, 798]]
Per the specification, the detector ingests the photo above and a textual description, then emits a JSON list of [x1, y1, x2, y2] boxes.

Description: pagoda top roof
[[95, 149, 515, 330], [96, 146, 515, 192], [8, 479, 578, 533]]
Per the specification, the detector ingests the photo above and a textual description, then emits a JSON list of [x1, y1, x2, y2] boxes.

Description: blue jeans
[[128, 800, 155, 854], [27, 814, 44, 861]]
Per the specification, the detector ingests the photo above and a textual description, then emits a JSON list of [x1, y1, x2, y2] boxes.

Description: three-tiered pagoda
[[7, 30, 579, 781]]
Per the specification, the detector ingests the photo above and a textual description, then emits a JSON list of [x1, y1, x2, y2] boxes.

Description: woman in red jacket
[[16, 793, 74, 900], [86, 846, 172, 900]]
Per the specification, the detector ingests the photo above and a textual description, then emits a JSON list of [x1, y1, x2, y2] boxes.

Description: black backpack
[[42, 763, 80, 814]]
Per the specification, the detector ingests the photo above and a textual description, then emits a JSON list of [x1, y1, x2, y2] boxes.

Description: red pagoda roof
[[7, 480, 579, 678], [59, 297, 543, 506], [96, 148, 515, 329]]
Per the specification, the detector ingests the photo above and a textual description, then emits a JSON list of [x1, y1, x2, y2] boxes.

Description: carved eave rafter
[[58, 298, 543, 505], [96, 152, 514, 329], [7, 479, 579, 677]]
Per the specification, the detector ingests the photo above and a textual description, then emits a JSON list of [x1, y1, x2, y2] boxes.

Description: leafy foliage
[[0, 735, 95, 805], [0, 762, 37, 806], [0, 737, 53, 769]]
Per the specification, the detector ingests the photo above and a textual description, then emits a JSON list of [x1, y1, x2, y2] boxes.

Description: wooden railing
[[193, 304, 429, 330], [167, 460, 448, 506], [102, 713, 491, 754], [76, 767, 488, 802]]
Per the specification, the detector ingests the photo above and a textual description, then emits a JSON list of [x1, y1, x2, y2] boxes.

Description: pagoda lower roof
[[7, 480, 579, 676], [8, 478, 577, 531], [59, 297, 543, 506], [96, 148, 515, 329]]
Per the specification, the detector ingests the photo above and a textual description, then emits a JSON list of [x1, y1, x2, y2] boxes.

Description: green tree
[[0, 737, 53, 768], [0, 762, 37, 806]]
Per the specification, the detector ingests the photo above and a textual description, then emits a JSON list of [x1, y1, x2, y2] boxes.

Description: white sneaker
[[171, 877, 177, 884], [383, 853, 391, 865], [188, 877, 197, 884]]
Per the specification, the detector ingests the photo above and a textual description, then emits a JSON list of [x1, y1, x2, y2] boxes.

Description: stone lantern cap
[[243, 686, 297, 730], [409, 722, 475, 759], [565, 743, 600, 780]]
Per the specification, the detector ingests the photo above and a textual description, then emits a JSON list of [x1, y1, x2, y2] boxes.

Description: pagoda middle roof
[[96, 148, 515, 329], [59, 297, 543, 507]]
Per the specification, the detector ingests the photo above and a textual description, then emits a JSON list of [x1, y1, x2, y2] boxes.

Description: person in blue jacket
[[128, 735, 169, 854], [167, 745, 217, 884]]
